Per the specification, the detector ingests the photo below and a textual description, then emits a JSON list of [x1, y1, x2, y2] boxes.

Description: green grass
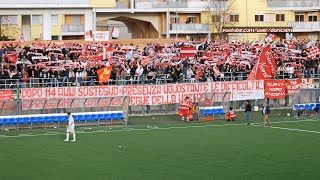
[[0, 110, 320, 180]]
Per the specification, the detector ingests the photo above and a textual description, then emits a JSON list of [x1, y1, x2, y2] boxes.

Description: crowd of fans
[[0, 39, 319, 88]]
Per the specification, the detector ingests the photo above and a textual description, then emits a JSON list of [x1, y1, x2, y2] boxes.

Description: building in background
[[0, 0, 319, 41], [267, 0, 320, 41], [0, 0, 106, 41], [0, 0, 211, 41]]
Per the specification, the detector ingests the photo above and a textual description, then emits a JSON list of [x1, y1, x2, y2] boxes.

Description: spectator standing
[[245, 100, 252, 125]]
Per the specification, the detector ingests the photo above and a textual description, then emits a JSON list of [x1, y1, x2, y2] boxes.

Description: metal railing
[[267, 0, 319, 8], [171, 24, 209, 31], [61, 25, 85, 32], [288, 22, 320, 31], [3, 71, 320, 90], [134, 0, 227, 9], [1, 79, 320, 118], [116, 1, 130, 8]]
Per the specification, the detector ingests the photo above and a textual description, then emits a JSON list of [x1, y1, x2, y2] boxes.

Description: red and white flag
[[247, 45, 277, 80], [84, 30, 93, 41], [19, 34, 25, 43], [308, 46, 319, 59], [265, 34, 277, 43], [111, 27, 120, 39], [141, 56, 153, 66]]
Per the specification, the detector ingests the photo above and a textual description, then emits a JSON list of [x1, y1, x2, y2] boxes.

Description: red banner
[[264, 80, 287, 98], [287, 79, 314, 94], [0, 90, 13, 100], [180, 46, 197, 58], [247, 45, 277, 80]]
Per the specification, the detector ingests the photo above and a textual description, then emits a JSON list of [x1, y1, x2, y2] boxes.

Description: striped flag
[[141, 56, 152, 66]]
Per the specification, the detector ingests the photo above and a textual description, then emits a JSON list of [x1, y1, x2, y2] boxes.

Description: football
[[287, 113, 290, 116]]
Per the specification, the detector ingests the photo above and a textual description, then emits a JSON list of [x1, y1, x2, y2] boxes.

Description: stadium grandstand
[[0, 39, 317, 88]]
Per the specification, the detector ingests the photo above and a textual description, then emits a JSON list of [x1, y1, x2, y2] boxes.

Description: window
[[295, 14, 304, 22], [32, 15, 42, 25], [229, 14, 239, 22], [52, 36, 59, 40], [72, 15, 81, 25], [212, 14, 220, 22], [0, 15, 18, 25], [51, 15, 59, 25], [309, 15, 318, 21], [308, 13, 318, 22], [186, 16, 197, 24], [170, 17, 179, 24], [255, 15, 264, 22], [276, 14, 285, 21]]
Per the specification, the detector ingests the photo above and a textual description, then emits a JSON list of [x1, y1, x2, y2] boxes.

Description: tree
[[0, 16, 21, 41], [205, 0, 236, 41]]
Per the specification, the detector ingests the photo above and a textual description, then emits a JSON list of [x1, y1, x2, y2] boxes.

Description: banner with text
[[21, 80, 265, 109], [287, 79, 314, 95], [0, 90, 13, 100], [264, 80, 287, 98]]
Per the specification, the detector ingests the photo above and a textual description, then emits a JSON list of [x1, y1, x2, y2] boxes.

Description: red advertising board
[[0, 90, 13, 100], [264, 80, 287, 98]]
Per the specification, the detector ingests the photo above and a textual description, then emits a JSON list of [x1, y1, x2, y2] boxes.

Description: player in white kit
[[64, 112, 76, 142]]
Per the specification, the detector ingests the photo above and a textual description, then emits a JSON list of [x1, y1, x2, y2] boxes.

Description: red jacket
[[180, 99, 190, 110]]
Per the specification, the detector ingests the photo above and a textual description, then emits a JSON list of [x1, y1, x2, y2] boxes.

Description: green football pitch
[[1, 110, 320, 180]]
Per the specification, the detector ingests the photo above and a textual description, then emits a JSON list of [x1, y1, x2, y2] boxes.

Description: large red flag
[[97, 66, 112, 84], [247, 45, 276, 80]]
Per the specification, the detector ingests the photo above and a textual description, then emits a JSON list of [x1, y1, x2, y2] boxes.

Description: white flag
[[19, 34, 25, 43], [112, 27, 120, 39]]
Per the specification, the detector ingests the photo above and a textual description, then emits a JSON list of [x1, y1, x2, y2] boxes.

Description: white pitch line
[[251, 124, 320, 134], [0, 119, 318, 139], [250, 119, 318, 126], [270, 126, 320, 134]]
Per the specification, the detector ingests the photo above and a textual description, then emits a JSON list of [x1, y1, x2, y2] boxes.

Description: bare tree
[[205, 0, 236, 41], [0, 16, 21, 41]]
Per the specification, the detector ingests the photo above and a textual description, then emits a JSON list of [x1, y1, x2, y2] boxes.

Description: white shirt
[[262, 106, 267, 115], [68, 116, 74, 127]]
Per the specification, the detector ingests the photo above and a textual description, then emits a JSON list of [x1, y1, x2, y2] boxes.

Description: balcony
[[0, 0, 90, 8], [116, 2, 130, 9], [267, 0, 320, 10], [134, 0, 227, 11], [288, 22, 320, 32], [170, 23, 209, 34], [61, 25, 85, 36]]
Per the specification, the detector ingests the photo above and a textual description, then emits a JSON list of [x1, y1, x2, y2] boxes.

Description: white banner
[[95, 31, 109, 41], [21, 81, 264, 109]]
